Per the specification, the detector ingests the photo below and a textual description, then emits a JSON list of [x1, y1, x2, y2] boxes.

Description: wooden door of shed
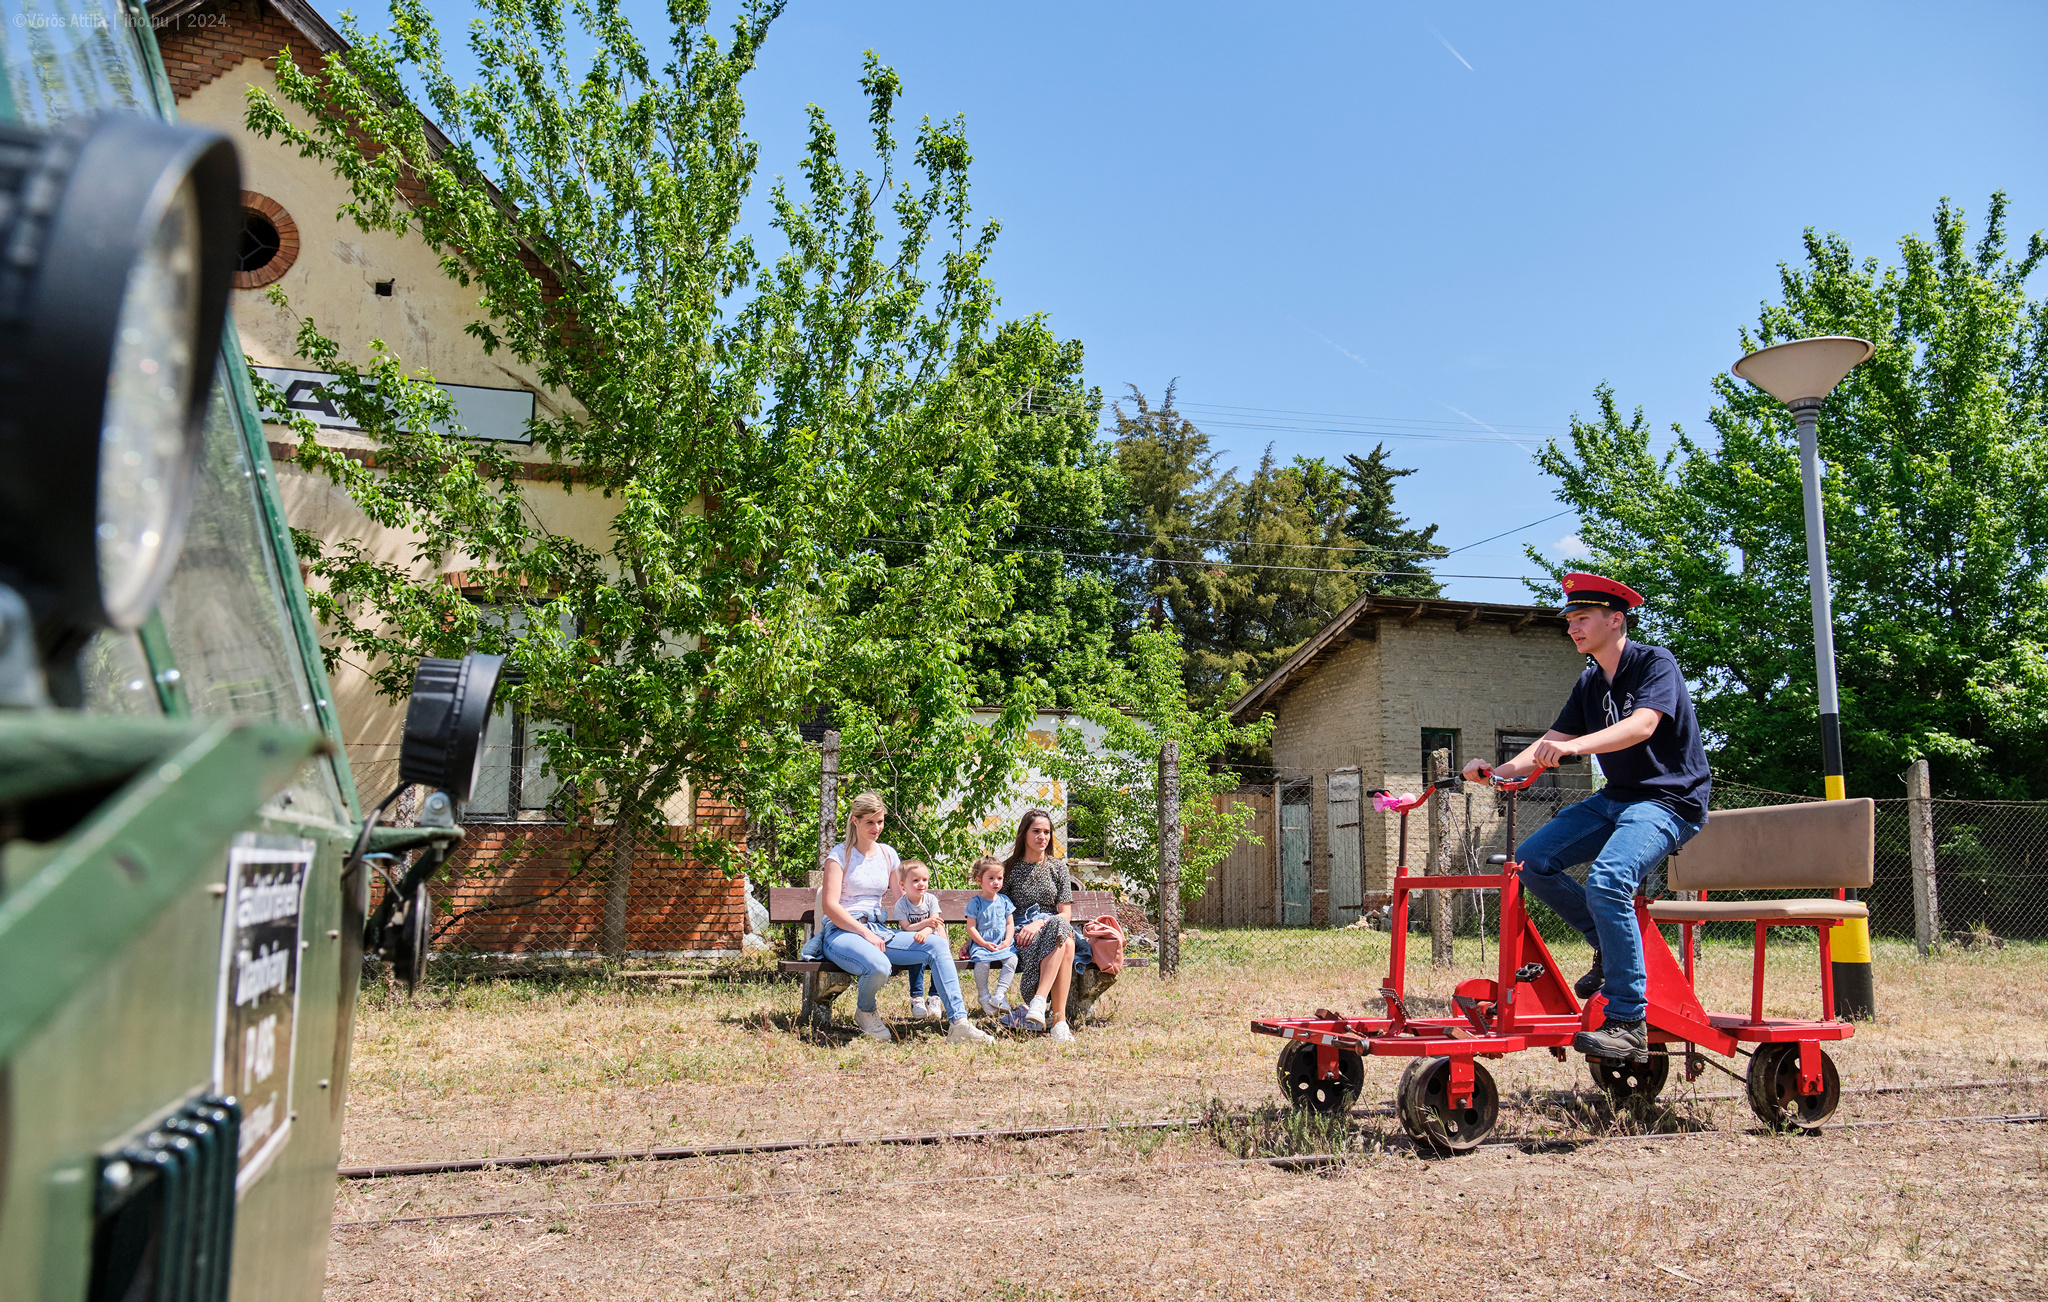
[[1186, 789, 1276, 927]]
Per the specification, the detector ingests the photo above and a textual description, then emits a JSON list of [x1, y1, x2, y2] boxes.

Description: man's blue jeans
[[1514, 792, 1702, 1023]]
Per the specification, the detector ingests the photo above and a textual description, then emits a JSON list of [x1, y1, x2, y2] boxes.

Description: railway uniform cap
[[1558, 571, 1644, 615]]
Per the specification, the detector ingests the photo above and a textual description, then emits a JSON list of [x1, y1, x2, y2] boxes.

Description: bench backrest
[[1667, 797, 1874, 892], [768, 885, 1121, 928]]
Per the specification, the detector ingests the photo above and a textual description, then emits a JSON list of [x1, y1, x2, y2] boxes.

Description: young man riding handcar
[[1464, 572, 1712, 1065]]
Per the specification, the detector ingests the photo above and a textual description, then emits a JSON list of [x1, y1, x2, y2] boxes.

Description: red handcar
[[1252, 774, 1873, 1152]]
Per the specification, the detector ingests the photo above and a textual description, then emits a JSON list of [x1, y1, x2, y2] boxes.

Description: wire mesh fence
[[351, 755, 753, 966], [1188, 772, 2048, 950]]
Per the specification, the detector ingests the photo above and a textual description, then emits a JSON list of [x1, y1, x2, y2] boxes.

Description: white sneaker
[[1025, 994, 1049, 1028], [947, 1018, 995, 1044], [1048, 1022, 1074, 1043], [978, 994, 1006, 1016], [854, 1009, 893, 1042], [908, 996, 928, 1019], [922, 998, 945, 1021]]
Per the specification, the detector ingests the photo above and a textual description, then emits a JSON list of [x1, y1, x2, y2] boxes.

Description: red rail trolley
[[1251, 773, 1873, 1152]]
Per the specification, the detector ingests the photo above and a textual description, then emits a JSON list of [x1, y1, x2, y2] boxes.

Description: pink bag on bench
[[1082, 915, 1125, 974]]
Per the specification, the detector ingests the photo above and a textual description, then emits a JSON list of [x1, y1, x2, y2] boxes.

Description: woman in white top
[[818, 791, 992, 1044]]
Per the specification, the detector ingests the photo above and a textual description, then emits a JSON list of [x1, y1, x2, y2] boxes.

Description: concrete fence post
[[816, 730, 840, 888], [1159, 739, 1181, 977], [1427, 747, 1453, 968], [1907, 757, 1939, 956], [603, 801, 633, 961]]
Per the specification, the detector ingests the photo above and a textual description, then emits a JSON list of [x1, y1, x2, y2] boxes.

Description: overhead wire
[[860, 536, 1548, 582], [1007, 509, 1574, 561]]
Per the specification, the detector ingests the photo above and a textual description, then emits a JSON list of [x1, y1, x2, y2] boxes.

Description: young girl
[[962, 856, 1018, 1015], [889, 861, 947, 1019]]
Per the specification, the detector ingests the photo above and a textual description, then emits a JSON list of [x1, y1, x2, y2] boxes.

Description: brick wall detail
[[1268, 616, 1585, 904], [432, 792, 747, 956], [155, 0, 325, 101]]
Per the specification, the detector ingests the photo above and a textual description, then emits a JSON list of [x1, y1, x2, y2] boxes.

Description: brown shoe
[[1573, 1017, 1648, 1063]]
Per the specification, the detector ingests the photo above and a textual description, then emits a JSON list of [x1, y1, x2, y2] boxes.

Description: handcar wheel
[[393, 881, 433, 995], [1746, 1043, 1841, 1130], [1588, 1051, 1669, 1115], [1396, 1055, 1499, 1154], [1276, 1040, 1364, 1116]]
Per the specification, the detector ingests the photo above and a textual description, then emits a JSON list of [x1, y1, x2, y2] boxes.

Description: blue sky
[[413, 1, 2048, 603]]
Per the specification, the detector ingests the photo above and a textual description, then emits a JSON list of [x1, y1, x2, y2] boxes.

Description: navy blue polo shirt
[[1550, 640, 1711, 824]]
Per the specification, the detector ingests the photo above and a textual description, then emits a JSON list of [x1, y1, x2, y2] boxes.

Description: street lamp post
[[1731, 335, 1876, 1018]]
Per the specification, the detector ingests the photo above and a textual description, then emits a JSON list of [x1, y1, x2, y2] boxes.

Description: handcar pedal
[[1453, 993, 1494, 1036], [1514, 962, 1546, 983], [1377, 986, 1410, 1033]]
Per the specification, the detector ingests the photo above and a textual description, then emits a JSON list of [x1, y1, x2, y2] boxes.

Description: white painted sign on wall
[[254, 366, 537, 444]]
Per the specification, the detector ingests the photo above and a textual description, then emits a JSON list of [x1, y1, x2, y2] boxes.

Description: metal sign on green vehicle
[[212, 832, 316, 1192]]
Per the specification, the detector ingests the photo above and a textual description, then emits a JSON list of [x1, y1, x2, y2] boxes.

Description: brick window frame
[[235, 190, 299, 289]]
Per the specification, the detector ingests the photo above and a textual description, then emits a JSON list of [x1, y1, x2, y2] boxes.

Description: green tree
[[1048, 624, 1273, 914], [1201, 450, 1367, 690], [1338, 445, 1446, 598], [249, 0, 1043, 908], [949, 318, 1127, 706], [1533, 194, 2048, 798], [1107, 383, 1231, 638]]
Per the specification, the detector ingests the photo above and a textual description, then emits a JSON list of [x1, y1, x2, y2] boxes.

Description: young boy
[[890, 861, 947, 1019], [962, 856, 1018, 1015]]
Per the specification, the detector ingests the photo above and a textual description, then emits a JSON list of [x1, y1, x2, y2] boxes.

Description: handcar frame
[[1252, 774, 1867, 1152]]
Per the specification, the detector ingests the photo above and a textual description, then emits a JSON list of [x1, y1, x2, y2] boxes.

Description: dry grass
[[330, 929, 2048, 1299]]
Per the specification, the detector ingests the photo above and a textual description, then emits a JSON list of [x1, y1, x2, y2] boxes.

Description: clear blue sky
[[413, 0, 2048, 603]]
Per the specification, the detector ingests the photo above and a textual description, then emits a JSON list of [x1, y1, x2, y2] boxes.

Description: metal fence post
[[1159, 740, 1180, 977], [1427, 747, 1453, 968], [1907, 758, 1939, 956]]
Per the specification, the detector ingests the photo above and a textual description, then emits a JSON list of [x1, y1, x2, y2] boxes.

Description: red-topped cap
[[1559, 571, 1643, 614]]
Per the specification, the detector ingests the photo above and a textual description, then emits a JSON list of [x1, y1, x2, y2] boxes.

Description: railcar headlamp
[[0, 112, 238, 654], [398, 654, 507, 804]]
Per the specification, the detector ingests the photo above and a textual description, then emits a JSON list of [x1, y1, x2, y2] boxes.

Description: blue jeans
[[819, 919, 969, 1021], [1515, 792, 1702, 1023]]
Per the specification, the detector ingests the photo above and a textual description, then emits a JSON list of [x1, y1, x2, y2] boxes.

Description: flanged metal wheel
[[1588, 1051, 1669, 1115], [1746, 1042, 1840, 1129], [1396, 1055, 1499, 1153], [1276, 1040, 1364, 1115]]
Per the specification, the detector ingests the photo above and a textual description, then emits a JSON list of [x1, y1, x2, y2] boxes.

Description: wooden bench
[[1647, 798, 1874, 1023], [770, 885, 1145, 1031]]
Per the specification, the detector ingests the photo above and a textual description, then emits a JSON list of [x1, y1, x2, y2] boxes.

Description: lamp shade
[[1730, 336, 1874, 404]]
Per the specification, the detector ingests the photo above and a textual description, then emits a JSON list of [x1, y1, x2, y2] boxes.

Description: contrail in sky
[[1427, 24, 1474, 71], [1299, 320, 1383, 376], [1444, 403, 1534, 452]]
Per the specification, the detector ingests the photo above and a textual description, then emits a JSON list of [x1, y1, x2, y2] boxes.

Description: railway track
[[336, 1076, 2041, 1180], [331, 1107, 2048, 1231]]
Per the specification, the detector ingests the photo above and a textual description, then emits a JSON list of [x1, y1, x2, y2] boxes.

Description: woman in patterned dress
[[999, 808, 1077, 1042]]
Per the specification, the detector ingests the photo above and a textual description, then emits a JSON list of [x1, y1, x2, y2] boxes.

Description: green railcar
[[0, 4, 490, 1297]]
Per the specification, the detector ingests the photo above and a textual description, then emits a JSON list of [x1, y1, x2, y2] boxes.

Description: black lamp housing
[[398, 653, 506, 804], [0, 112, 239, 657]]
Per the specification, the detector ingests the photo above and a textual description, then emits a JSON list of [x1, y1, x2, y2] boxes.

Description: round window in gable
[[234, 191, 299, 289]]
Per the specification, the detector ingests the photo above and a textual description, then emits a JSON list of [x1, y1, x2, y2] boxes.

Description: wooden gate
[[1187, 789, 1276, 927]]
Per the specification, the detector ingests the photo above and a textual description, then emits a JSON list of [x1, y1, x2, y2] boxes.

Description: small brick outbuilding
[[1227, 593, 1593, 927]]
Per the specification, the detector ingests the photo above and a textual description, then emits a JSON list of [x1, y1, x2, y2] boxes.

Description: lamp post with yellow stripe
[[1731, 335, 1877, 1019]]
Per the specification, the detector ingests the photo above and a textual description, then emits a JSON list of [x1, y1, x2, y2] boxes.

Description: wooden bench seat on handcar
[[1648, 796, 1876, 1025]]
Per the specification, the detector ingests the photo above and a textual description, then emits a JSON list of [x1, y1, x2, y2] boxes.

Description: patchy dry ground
[[329, 932, 2048, 1299]]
